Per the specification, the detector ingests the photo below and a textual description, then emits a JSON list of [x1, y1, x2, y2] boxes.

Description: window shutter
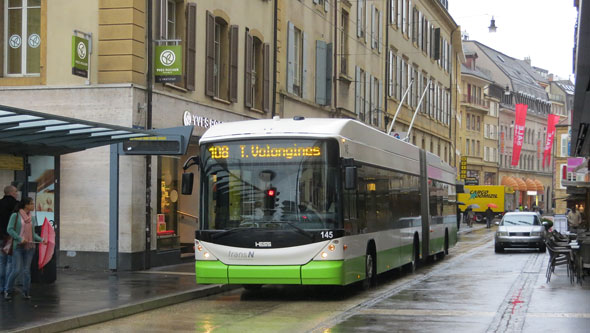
[[390, 0, 394, 24], [287, 22, 295, 94], [377, 11, 383, 53], [185, 3, 196, 91], [396, 56, 401, 99], [379, 79, 383, 126], [313, 0, 319, 3], [325, 0, 329, 12], [326, 43, 333, 105], [315, 40, 327, 106], [434, 28, 440, 60], [355, 66, 361, 116], [229, 25, 239, 103], [205, 11, 215, 97], [408, 0, 412, 40], [365, 72, 370, 121], [365, 2, 369, 43], [302, 31, 309, 99], [157, 0, 168, 40], [244, 30, 253, 108], [371, 4, 376, 49], [387, 50, 393, 97], [357, 0, 363, 37], [263, 43, 270, 113], [397, 0, 402, 29]]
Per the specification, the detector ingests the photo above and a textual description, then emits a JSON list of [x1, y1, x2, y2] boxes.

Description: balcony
[[462, 94, 489, 111]]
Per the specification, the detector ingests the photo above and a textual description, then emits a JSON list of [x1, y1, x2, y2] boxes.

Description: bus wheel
[[444, 230, 449, 255], [243, 284, 262, 291], [360, 250, 376, 290], [409, 239, 419, 273]]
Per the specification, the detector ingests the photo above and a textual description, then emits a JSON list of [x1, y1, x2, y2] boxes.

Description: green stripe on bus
[[301, 261, 345, 285], [195, 261, 228, 284], [229, 265, 301, 284]]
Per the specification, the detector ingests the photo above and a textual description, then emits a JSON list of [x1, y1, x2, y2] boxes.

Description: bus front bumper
[[195, 260, 346, 285]]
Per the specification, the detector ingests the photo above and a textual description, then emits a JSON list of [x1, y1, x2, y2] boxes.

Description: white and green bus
[[181, 117, 458, 288]]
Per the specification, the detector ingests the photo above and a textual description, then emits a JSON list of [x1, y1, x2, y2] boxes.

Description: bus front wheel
[[360, 248, 377, 290]]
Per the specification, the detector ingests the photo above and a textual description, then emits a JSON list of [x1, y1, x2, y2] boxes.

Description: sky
[[448, 0, 578, 82]]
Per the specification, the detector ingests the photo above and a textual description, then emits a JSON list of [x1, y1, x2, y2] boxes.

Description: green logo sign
[[155, 45, 182, 83], [71, 36, 89, 78]]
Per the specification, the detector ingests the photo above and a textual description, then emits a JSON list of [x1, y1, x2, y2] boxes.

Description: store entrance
[[157, 143, 199, 260]]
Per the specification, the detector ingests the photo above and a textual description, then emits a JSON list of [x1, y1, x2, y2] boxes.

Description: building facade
[[463, 41, 553, 212], [0, 0, 463, 271]]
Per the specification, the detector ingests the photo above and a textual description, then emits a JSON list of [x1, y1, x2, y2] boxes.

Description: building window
[[341, 9, 349, 75], [357, 0, 365, 39], [245, 31, 270, 112], [206, 11, 238, 102], [466, 139, 470, 155], [560, 133, 569, 157], [3, 0, 41, 76]]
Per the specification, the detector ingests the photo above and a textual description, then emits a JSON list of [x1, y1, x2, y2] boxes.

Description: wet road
[[68, 227, 590, 332]]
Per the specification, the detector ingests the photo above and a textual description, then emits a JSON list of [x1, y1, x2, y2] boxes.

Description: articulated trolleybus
[[181, 117, 458, 289]]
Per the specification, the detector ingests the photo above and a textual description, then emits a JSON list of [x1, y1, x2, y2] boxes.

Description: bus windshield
[[201, 139, 340, 231]]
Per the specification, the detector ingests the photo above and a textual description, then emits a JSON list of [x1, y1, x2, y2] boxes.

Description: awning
[[534, 179, 544, 192], [514, 178, 527, 192], [501, 176, 518, 188], [525, 178, 537, 192], [0, 104, 158, 155]]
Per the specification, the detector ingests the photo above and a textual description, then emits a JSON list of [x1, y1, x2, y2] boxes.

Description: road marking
[[136, 271, 195, 276], [526, 312, 590, 319], [359, 308, 496, 317]]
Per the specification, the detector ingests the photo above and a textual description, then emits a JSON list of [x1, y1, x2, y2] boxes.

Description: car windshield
[[502, 214, 539, 226], [201, 139, 340, 231]]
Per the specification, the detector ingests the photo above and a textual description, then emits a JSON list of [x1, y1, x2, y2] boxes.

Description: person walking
[[4, 197, 46, 300], [567, 206, 582, 232], [0, 185, 18, 296], [485, 206, 494, 229]]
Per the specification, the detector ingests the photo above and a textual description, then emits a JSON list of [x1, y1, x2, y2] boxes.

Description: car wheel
[[494, 244, 504, 253]]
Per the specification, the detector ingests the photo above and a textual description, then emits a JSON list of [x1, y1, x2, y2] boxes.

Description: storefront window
[[157, 156, 180, 251]]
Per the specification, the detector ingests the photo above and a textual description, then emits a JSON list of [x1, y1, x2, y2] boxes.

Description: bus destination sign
[[208, 144, 322, 160]]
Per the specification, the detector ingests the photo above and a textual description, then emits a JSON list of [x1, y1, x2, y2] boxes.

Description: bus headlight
[[204, 252, 210, 259], [321, 252, 328, 259]]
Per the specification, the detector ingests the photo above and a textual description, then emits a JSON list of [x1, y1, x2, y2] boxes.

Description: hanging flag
[[511, 104, 527, 166], [543, 114, 560, 168]]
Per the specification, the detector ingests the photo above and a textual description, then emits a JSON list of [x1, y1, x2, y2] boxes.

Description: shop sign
[[71, 35, 89, 78], [459, 156, 467, 179], [464, 177, 478, 185], [183, 111, 222, 129], [527, 191, 537, 196], [0, 155, 24, 170], [155, 45, 182, 83]]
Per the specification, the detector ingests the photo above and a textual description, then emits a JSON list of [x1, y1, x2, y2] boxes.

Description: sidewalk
[[0, 262, 236, 333], [2, 223, 490, 333]]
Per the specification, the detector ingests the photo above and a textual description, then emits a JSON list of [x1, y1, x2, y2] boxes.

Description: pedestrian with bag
[[0, 185, 18, 297], [4, 197, 46, 300]]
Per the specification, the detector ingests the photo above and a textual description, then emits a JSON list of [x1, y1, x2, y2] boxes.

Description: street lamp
[[488, 16, 497, 33]]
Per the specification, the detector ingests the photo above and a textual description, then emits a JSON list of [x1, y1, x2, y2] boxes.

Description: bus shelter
[[0, 104, 192, 280]]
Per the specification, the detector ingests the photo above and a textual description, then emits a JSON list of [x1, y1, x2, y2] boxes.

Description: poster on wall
[[28, 156, 55, 227]]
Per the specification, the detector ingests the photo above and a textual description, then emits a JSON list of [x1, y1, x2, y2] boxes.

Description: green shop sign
[[155, 45, 182, 83], [71, 36, 89, 78]]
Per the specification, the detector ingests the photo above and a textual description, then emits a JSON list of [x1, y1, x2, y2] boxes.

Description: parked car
[[494, 212, 546, 253]]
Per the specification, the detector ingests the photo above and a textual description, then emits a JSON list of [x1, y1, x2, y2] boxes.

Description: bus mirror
[[181, 172, 194, 195], [344, 166, 357, 190]]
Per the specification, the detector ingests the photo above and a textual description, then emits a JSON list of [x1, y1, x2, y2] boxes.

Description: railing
[[462, 94, 489, 109]]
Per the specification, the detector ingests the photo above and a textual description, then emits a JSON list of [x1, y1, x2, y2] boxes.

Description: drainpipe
[[272, 0, 278, 117], [385, 0, 390, 128], [450, 29, 455, 168], [145, 0, 153, 269], [333, 0, 337, 117]]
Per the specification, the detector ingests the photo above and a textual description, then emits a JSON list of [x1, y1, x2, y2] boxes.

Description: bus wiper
[[270, 221, 314, 240], [211, 227, 256, 239]]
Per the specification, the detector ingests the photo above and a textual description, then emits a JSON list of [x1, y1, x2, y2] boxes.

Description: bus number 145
[[321, 231, 333, 239]]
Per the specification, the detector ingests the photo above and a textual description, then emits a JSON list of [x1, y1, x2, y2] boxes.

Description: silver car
[[494, 212, 546, 253]]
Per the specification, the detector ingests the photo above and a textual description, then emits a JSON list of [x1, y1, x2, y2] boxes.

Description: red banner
[[500, 132, 505, 154], [511, 104, 527, 166], [543, 114, 560, 168]]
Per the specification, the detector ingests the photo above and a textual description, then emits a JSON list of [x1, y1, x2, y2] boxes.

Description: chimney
[[524, 56, 531, 66]]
